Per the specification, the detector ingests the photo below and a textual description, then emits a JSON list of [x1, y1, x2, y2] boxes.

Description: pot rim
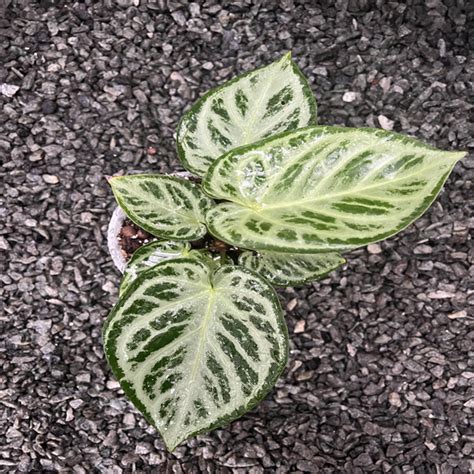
[[107, 206, 128, 273]]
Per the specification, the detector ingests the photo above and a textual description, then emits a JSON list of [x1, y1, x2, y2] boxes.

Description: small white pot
[[107, 206, 128, 273], [106, 170, 195, 273]]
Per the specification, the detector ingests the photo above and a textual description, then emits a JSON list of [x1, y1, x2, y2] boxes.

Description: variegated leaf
[[103, 258, 288, 451], [238, 250, 345, 286], [176, 52, 317, 176], [120, 241, 191, 296], [204, 126, 465, 253], [110, 175, 213, 240]]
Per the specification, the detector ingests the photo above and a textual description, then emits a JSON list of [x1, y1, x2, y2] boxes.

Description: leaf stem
[[219, 249, 227, 264]]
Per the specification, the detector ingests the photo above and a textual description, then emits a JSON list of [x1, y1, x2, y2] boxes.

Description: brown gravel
[[118, 219, 155, 259]]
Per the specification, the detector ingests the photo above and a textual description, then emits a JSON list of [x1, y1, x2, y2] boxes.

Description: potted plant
[[103, 53, 465, 451]]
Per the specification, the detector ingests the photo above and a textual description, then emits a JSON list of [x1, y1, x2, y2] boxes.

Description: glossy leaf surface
[[238, 250, 345, 286], [110, 175, 213, 240], [204, 126, 464, 253], [177, 53, 317, 176], [120, 241, 191, 295], [104, 258, 288, 451]]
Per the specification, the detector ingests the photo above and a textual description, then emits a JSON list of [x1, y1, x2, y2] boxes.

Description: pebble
[[42, 145, 63, 157], [377, 114, 395, 130], [342, 91, 359, 102], [463, 399, 474, 409], [367, 243, 382, 254], [0, 237, 10, 250], [1, 83, 20, 97], [354, 453, 373, 467], [41, 99, 57, 114], [414, 244, 433, 254], [389, 392, 402, 407], [313, 66, 328, 76], [1, 1, 471, 472], [425, 441, 436, 450], [29, 151, 44, 162], [287, 298, 298, 311], [123, 413, 136, 426], [69, 399, 84, 409], [106, 380, 121, 390], [294, 320, 306, 333], [25, 218, 37, 227], [42, 174, 59, 184], [379, 77, 392, 93], [427, 290, 456, 299]]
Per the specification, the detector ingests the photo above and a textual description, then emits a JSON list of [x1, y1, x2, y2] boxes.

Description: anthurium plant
[[104, 53, 465, 451]]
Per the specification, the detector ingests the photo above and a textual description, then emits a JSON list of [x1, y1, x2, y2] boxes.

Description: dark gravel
[[1, 1, 473, 472]]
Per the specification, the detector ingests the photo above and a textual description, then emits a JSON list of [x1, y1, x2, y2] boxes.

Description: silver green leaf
[[110, 174, 213, 240], [204, 126, 465, 253], [120, 241, 191, 296], [238, 250, 345, 286], [176, 52, 317, 177], [103, 258, 288, 451]]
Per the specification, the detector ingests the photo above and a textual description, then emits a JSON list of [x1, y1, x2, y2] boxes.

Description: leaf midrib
[[117, 194, 202, 230], [235, 160, 455, 212], [171, 287, 216, 437]]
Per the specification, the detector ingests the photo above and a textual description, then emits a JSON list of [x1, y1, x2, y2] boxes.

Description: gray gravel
[[1, 1, 473, 472]]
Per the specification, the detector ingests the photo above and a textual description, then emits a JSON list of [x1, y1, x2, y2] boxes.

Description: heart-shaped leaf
[[204, 126, 465, 253], [120, 241, 191, 295], [103, 258, 288, 451], [176, 53, 317, 176], [238, 250, 345, 286], [110, 175, 213, 240]]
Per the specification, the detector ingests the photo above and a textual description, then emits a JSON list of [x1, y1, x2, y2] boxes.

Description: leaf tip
[[106, 175, 123, 186], [162, 432, 185, 453], [452, 150, 468, 162], [280, 51, 292, 62]]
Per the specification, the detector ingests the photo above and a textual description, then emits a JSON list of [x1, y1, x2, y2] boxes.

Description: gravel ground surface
[[1, 1, 473, 472]]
